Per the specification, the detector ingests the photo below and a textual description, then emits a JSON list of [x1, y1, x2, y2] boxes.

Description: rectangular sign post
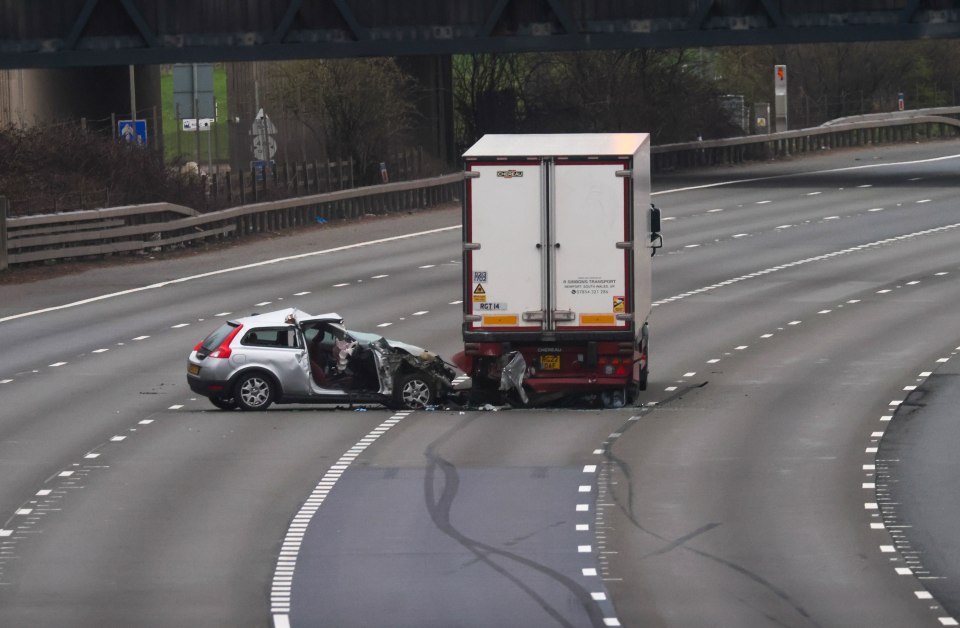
[[774, 64, 788, 132]]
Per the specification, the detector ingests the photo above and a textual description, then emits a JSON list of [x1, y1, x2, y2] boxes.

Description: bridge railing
[[2, 112, 959, 268]]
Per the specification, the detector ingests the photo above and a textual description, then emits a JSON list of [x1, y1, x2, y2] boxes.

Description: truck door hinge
[[464, 171, 481, 179], [615, 169, 632, 178], [615, 313, 634, 321], [522, 311, 545, 322], [464, 242, 481, 251], [616, 241, 633, 249], [464, 315, 481, 323], [553, 310, 576, 322]]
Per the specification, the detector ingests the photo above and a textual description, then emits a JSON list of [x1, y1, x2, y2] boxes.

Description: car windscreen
[[201, 322, 239, 353]]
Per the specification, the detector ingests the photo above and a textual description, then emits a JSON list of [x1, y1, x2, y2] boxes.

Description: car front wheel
[[393, 372, 436, 410], [235, 372, 275, 411]]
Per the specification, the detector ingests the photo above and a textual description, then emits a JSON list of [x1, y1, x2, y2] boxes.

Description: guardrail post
[[0, 196, 7, 271]]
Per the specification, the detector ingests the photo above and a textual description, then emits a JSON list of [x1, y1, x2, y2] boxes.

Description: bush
[[0, 123, 205, 216]]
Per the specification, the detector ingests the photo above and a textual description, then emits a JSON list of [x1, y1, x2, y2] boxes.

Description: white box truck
[[452, 133, 661, 406]]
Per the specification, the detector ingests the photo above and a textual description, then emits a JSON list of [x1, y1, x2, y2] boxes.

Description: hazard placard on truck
[[453, 133, 662, 407]]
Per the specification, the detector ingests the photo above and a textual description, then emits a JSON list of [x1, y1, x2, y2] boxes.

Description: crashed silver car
[[187, 308, 467, 411]]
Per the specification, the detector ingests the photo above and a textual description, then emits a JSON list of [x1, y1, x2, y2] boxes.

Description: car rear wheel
[[235, 372, 275, 411], [209, 396, 238, 411], [393, 372, 436, 410]]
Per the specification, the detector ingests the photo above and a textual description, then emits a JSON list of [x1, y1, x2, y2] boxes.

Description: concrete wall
[[0, 67, 162, 147]]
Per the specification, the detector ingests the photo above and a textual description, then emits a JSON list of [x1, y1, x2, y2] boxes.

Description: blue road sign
[[118, 119, 148, 146]]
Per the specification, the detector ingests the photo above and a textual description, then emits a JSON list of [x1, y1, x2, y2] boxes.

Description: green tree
[[269, 58, 417, 179]]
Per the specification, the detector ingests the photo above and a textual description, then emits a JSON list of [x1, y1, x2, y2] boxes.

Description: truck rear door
[[551, 160, 631, 331], [465, 160, 545, 331]]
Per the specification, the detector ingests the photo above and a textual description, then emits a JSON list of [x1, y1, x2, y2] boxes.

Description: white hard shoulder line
[[653, 222, 960, 307], [0, 226, 458, 324], [271, 410, 413, 625]]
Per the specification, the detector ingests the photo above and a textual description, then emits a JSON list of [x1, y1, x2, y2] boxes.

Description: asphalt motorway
[[1, 140, 960, 627]]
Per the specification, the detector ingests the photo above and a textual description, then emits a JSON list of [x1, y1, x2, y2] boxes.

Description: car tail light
[[193, 340, 204, 351], [207, 324, 243, 359]]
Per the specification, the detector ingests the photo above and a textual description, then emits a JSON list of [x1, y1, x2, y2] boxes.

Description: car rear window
[[201, 322, 239, 353], [241, 327, 299, 348]]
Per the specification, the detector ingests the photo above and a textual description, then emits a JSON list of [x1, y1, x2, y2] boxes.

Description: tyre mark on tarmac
[[421, 414, 612, 628]]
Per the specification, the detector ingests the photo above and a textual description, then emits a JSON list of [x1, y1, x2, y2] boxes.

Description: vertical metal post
[[213, 96, 220, 174], [0, 196, 8, 272], [176, 103, 182, 161], [152, 104, 159, 155], [207, 118, 213, 176], [129, 65, 137, 123], [195, 97, 201, 168]]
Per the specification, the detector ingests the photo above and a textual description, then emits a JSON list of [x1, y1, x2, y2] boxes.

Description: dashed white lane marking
[[171, 323, 190, 329], [732, 233, 750, 238], [418, 264, 435, 269], [824, 216, 840, 220], [756, 200, 772, 204], [412, 311, 428, 316], [0, 379, 11, 384], [271, 411, 413, 621], [936, 272, 950, 276], [684, 244, 700, 248], [376, 322, 392, 328], [449, 300, 463, 305], [20, 226, 467, 325], [48, 362, 67, 367], [293, 291, 311, 296], [651, 153, 960, 198], [857, 184, 873, 188], [806, 191, 822, 196], [255, 301, 272, 306], [92, 348, 109, 353], [652, 222, 960, 308], [332, 283, 350, 288], [132, 335, 150, 341], [371, 274, 388, 279], [868, 207, 885, 212], [707, 208, 724, 213], [917, 199, 932, 204]]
